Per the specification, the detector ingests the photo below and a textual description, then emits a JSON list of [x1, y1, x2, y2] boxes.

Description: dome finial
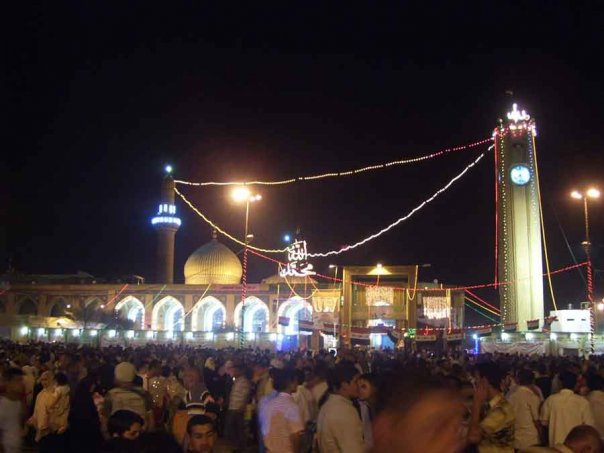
[[212, 229, 218, 240]]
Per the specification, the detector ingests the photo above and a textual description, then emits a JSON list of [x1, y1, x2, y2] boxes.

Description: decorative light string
[[465, 289, 501, 314], [239, 247, 249, 348], [175, 148, 492, 256], [175, 137, 493, 187], [105, 284, 129, 308], [143, 284, 167, 310], [532, 133, 558, 311], [247, 248, 588, 294], [465, 300, 500, 323], [174, 186, 288, 253], [465, 296, 501, 317], [588, 259, 595, 354], [309, 149, 492, 257]]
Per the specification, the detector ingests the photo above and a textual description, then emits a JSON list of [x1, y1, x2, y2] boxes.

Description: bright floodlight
[[232, 186, 251, 202], [571, 190, 583, 200], [165, 165, 173, 174], [329, 264, 336, 269], [587, 188, 601, 199], [283, 234, 291, 242]]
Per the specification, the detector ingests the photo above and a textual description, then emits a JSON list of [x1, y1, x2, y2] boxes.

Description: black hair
[[272, 368, 298, 392], [138, 431, 182, 453], [587, 373, 604, 392], [559, 371, 578, 390], [517, 368, 534, 386], [327, 361, 359, 391], [476, 362, 506, 390], [565, 424, 602, 447], [358, 373, 378, 388], [186, 414, 216, 435], [107, 410, 144, 437], [2, 367, 23, 381], [55, 371, 69, 386]]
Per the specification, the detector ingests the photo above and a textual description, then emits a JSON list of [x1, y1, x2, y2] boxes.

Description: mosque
[[0, 172, 466, 350]]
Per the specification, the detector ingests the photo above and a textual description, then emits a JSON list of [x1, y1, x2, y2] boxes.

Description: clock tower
[[495, 104, 544, 330]]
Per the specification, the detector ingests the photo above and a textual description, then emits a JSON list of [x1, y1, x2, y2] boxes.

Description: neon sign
[[507, 103, 530, 122], [279, 240, 316, 277]]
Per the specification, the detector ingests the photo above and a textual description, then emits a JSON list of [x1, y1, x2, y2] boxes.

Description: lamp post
[[329, 264, 339, 289], [232, 186, 262, 348], [571, 187, 600, 353]]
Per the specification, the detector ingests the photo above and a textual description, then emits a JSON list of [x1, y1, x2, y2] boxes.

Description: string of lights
[[174, 186, 288, 253], [465, 289, 501, 313], [465, 301, 500, 323], [176, 148, 491, 256], [105, 284, 129, 308], [247, 247, 589, 294], [308, 149, 491, 257], [465, 296, 501, 317], [175, 137, 493, 187]]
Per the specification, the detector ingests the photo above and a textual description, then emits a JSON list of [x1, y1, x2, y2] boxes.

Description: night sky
[[5, 3, 604, 318]]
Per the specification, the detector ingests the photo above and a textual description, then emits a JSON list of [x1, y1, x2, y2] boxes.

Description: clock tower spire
[[495, 104, 544, 330]]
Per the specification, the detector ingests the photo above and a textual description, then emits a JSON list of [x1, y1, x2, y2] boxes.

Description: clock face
[[510, 164, 531, 186]]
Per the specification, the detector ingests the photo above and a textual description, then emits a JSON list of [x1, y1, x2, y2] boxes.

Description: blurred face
[[341, 374, 360, 399], [373, 390, 465, 453], [183, 369, 201, 390], [39, 372, 54, 389], [189, 424, 216, 453], [5, 376, 24, 396], [358, 378, 374, 402], [122, 422, 142, 440]]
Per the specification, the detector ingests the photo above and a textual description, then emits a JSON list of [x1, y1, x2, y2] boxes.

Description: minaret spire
[[152, 165, 181, 283]]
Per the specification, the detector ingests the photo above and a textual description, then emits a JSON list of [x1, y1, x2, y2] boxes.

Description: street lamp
[[231, 186, 262, 348], [570, 187, 600, 254], [571, 186, 600, 352]]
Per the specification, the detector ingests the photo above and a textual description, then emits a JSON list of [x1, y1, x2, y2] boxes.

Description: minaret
[[152, 165, 181, 283], [495, 104, 544, 330]]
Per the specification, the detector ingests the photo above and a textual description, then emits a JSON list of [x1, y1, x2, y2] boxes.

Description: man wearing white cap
[[103, 362, 154, 432]]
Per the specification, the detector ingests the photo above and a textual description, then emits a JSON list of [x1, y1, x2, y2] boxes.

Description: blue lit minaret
[[152, 165, 181, 283]]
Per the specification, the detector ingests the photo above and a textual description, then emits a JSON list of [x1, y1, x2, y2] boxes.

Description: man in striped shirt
[[260, 368, 304, 453]]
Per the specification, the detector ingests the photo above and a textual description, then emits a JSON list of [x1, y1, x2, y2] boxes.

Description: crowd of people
[[0, 340, 603, 452]]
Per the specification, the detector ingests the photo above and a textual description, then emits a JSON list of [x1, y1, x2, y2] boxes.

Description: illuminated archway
[[234, 297, 269, 333], [115, 296, 145, 329], [277, 298, 313, 334], [191, 297, 226, 332], [152, 296, 184, 331]]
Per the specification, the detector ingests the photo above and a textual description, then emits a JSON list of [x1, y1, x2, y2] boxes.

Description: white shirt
[[540, 388, 595, 446], [310, 381, 328, 421], [317, 394, 364, 453], [587, 390, 604, 438], [507, 385, 540, 449], [292, 384, 314, 425], [261, 392, 304, 453], [0, 397, 22, 453], [359, 400, 374, 452]]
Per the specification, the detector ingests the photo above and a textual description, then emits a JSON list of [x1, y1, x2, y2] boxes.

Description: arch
[[191, 296, 226, 332], [18, 297, 37, 316], [115, 296, 145, 329], [49, 297, 68, 317], [277, 298, 313, 334], [152, 296, 184, 331], [234, 297, 269, 333]]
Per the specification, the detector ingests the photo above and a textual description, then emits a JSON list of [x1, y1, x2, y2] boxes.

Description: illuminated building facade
[[0, 170, 465, 349], [495, 104, 544, 330]]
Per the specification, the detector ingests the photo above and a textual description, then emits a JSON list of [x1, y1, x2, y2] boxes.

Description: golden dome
[[184, 235, 243, 285]]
